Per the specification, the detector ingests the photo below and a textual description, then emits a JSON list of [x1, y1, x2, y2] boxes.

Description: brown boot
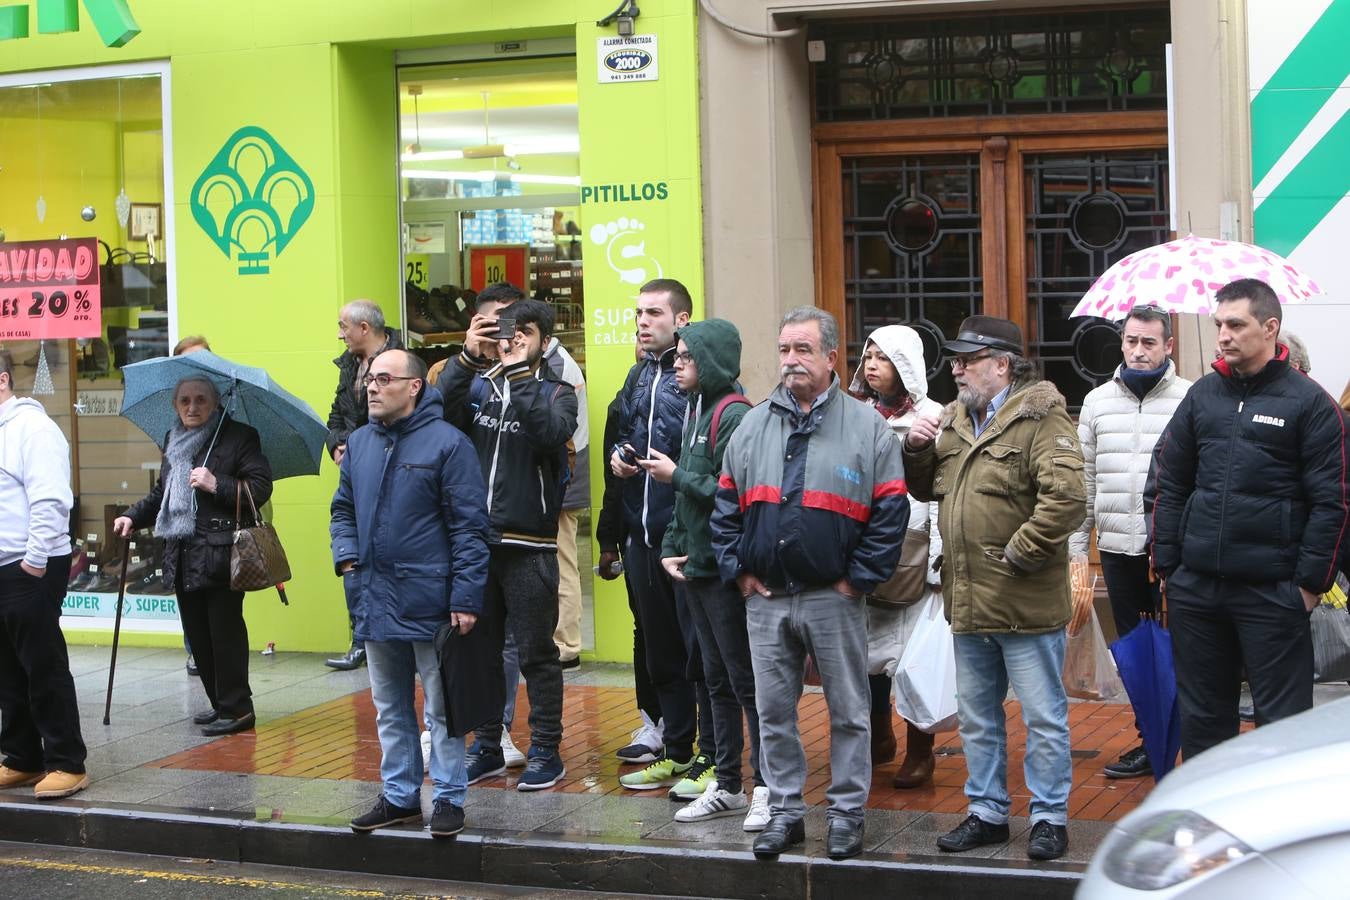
[[0, 766, 43, 789], [892, 723, 935, 789], [871, 706, 897, 765]]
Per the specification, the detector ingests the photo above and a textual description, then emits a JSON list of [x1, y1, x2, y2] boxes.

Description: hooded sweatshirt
[[0, 396, 73, 569], [660, 319, 749, 579], [848, 325, 945, 587]]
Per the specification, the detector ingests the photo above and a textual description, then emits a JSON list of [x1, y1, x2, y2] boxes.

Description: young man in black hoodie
[[438, 299, 578, 791], [646, 319, 768, 832]]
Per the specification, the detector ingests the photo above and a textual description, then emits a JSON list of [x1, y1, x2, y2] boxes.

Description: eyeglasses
[[362, 373, 417, 388], [673, 351, 694, 364], [949, 352, 994, 370]]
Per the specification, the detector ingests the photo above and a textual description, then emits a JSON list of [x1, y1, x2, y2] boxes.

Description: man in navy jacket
[[331, 349, 490, 839], [1148, 278, 1349, 760]]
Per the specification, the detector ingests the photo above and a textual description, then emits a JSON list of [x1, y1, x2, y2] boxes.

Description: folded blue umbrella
[[1110, 617, 1182, 782], [119, 350, 326, 480]]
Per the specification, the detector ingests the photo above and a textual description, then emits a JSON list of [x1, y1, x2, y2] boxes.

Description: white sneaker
[[616, 712, 664, 764], [674, 780, 748, 823], [743, 786, 771, 832], [501, 731, 526, 768], [420, 730, 432, 772]]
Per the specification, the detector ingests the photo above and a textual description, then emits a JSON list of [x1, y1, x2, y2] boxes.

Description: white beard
[[958, 386, 990, 416]]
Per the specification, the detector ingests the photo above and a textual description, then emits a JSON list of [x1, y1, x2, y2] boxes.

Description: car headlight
[[1101, 809, 1253, 890]]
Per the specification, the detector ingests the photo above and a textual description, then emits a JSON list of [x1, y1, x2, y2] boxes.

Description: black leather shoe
[[752, 815, 805, 859], [1104, 744, 1152, 779], [1026, 820, 1068, 861], [936, 814, 1010, 852], [201, 712, 255, 736], [350, 795, 422, 833], [826, 818, 865, 860], [185, 655, 199, 677], [429, 799, 465, 838], [325, 644, 367, 671], [192, 709, 218, 725]]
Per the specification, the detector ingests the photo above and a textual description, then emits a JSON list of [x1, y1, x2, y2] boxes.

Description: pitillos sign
[[0, 0, 140, 48]]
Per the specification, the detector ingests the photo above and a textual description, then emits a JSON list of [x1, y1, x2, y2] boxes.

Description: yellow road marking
[[0, 857, 450, 897]]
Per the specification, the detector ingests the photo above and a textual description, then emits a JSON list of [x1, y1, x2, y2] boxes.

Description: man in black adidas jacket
[[438, 299, 577, 791], [1147, 278, 1348, 760]]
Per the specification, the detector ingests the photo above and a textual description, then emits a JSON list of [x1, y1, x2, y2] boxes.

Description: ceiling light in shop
[[400, 138, 580, 162], [403, 170, 582, 187]]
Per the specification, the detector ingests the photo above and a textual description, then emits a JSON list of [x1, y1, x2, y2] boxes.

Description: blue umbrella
[[119, 350, 326, 480], [1110, 617, 1182, 782]]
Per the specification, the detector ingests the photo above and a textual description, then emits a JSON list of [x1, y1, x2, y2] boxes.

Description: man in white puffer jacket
[[1068, 305, 1191, 779], [849, 325, 945, 789]]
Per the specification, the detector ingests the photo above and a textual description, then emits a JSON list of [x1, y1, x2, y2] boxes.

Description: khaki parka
[[903, 379, 1086, 634]]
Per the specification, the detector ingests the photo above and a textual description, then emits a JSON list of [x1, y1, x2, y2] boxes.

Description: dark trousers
[[625, 572, 663, 725], [685, 576, 762, 790], [476, 546, 564, 750], [1099, 551, 1164, 741], [624, 532, 700, 761], [0, 556, 85, 774], [1168, 567, 1313, 760], [178, 585, 253, 717], [675, 581, 717, 761]]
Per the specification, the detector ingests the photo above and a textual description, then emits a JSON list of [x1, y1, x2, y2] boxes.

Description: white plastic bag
[[1061, 605, 1126, 702], [892, 591, 959, 733]]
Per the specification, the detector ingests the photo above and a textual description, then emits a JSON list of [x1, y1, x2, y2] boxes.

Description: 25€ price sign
[[0, 238, 103, 341]]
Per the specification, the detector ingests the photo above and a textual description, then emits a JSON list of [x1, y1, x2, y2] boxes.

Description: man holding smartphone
[[437, 298, 578, 792]]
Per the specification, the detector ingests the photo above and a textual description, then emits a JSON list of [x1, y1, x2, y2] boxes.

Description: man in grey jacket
[[1069, 305, 1190, 779]]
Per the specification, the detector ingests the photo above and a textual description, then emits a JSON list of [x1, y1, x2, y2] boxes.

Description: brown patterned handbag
[[230, 481, 291, 592]]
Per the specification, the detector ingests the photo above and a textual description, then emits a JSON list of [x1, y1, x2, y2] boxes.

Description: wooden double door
[[814, 111, 1169, 409]]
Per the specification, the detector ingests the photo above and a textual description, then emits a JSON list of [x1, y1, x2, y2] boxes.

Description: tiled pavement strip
[[22, 644, 1341, 872]]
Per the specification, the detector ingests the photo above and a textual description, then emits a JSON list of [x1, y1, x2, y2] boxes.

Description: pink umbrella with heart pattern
[[1071, 234, 1323, 320]]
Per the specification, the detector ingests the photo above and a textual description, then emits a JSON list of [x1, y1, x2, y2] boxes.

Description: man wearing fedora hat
[[903, 315, 1085, 862]]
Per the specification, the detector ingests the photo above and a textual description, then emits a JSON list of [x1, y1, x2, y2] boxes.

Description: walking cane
[[102, 547, 132, 726]]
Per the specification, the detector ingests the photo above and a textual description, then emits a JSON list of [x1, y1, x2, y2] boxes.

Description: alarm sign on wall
[[597, 34, 659, 84]]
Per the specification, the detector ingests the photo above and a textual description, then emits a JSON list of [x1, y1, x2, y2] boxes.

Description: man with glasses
[[1069, 305, 1191, 779], [325, 299, 402, 671], [332, 349, 490, 838], [903, 315, 1085, 862], [438, 299, 578, 791]]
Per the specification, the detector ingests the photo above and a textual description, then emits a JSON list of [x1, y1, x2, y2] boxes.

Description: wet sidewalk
[[1, 643, 1301, 897]]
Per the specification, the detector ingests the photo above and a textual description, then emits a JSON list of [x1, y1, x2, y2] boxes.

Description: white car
[[1078, 695, 1350, 899]]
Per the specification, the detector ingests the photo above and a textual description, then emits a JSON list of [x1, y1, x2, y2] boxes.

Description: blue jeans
[[953, 630, 1071, 827], [366, 639, 467, 809]]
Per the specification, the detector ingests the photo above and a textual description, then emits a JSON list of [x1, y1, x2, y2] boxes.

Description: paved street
[[0, 842, 674, 899]]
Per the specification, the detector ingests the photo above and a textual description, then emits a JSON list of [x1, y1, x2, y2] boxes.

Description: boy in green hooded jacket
[[639, 318, 767, 831]]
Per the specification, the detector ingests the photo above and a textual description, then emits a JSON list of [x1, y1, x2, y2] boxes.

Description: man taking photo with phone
[[437, 299, 578, 792]]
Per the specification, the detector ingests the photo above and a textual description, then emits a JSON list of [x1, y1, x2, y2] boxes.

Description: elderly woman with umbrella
[[113, 375, 273, 735]]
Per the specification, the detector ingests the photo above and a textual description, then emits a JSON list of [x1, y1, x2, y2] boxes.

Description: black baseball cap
[[943, 315, 1024, 355]]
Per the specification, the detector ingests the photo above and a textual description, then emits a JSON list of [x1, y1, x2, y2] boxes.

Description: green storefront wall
[[0, 0, 705, 660]]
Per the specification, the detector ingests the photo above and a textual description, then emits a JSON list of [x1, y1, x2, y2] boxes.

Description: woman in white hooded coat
[[849, 325, 944, 789]]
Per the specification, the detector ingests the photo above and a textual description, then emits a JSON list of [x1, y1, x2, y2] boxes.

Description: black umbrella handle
[[102, 545, 132, 726]]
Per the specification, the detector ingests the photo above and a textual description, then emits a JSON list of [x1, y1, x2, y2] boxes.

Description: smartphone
[[619, 443, 641, 466], [492, 316, 516, 341]]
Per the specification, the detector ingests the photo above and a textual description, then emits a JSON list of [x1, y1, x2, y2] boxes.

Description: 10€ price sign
[[0, 238, 103, 340]]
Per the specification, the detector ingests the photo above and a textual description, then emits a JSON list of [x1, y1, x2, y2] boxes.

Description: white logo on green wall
[[191, 127, 315, 276], [0, 0, 140, 47]]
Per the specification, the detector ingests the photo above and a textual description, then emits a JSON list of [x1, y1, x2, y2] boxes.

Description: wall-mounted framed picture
[[129, 202, 162, 240]]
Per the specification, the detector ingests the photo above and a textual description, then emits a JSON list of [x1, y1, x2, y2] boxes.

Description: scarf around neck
[[156, 409, 223, 539]]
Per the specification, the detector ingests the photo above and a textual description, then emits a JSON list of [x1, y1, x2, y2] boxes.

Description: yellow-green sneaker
[[668, 754, 716, 800], [619, 755, 693, 791]]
